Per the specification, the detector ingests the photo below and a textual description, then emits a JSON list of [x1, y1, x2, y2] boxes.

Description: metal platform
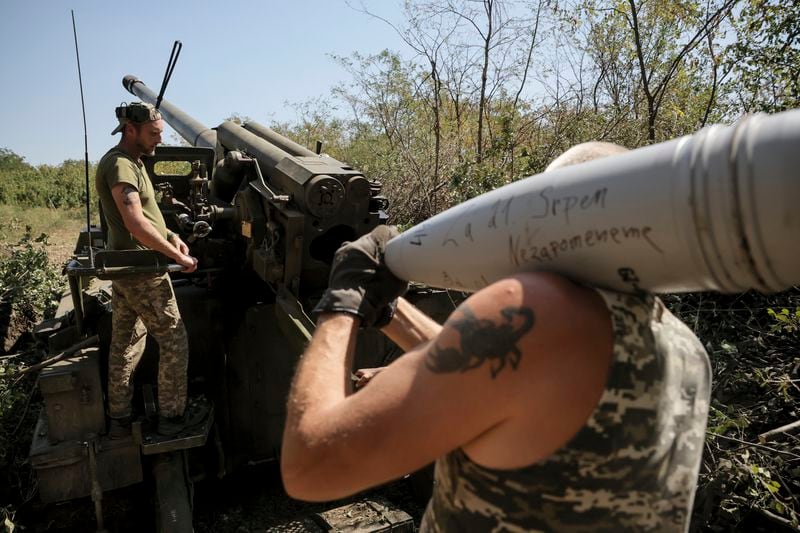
[[138, 397, 215, 455]]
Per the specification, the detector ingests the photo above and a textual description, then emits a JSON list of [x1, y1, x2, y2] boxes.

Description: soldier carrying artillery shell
[[281, 144, 711, 532]]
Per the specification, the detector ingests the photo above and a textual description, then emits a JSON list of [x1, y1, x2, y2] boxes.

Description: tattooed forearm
[[426, 304, 535, 379], [122, 185, 140, 206]]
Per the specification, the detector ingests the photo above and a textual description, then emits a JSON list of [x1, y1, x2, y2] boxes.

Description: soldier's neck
[[117, 138, 143, 163]]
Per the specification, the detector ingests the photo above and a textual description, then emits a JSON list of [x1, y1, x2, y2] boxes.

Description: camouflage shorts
[[107, 272, 188, 419]]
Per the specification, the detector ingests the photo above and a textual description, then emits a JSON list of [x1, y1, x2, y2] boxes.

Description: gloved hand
[[312, 225, 408, 328]]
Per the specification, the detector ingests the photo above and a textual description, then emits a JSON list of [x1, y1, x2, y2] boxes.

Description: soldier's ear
[[122, 122, 138, 138]]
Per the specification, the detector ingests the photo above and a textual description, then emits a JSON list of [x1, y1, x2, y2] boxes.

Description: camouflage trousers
[[108, 273, 188, 419]]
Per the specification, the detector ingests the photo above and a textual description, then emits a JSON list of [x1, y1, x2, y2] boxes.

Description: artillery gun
[[28, 75, 451, 532]]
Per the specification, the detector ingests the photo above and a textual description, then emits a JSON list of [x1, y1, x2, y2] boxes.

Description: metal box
[[39, 347, 105, 442], [29, 415, 142, 503]]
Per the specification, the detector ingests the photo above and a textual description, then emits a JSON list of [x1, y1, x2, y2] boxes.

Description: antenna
[[71, 10, 93, 267], [155, 41, 182, 110]]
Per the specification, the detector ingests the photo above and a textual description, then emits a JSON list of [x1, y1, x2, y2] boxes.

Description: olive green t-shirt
[[95, 147, 168, 250]]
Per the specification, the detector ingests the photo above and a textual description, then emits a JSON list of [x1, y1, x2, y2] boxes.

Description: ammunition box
[[29, 415, 142, 503], [39, 347, 105, 442]]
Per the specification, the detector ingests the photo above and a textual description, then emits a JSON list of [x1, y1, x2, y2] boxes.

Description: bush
[[0, 229, 64, 324], [664, 290, 800, 531], [0, 229, 63, 513], [0, 148, 94, 210]]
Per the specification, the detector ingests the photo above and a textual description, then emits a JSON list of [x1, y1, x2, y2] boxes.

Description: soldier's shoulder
[[470, 272, 608, 338], [98, 147, 119, 165], [502, 271, 605, 313], [508, 271, 596, 293], [97, 148, 139, 180]]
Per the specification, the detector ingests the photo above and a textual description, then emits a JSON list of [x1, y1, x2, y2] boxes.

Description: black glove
[[312, 225, 408, 328]]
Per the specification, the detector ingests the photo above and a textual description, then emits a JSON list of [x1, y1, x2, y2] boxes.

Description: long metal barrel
[[123, 76, 297, 180], [122, 75, 217, 149], [385, 109, 800, 295], [216, 121, 294, 175], [243, 121, 317, 157]]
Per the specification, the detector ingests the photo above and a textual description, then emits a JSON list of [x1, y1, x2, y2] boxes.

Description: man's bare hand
[[172, 235, 191, 256], [168, 234, 197, 272], [176, 253, 198, 273], [353, 367, 385, 390]]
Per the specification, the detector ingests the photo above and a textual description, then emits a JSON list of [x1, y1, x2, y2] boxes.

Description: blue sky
[[0, 0, 407, 165]]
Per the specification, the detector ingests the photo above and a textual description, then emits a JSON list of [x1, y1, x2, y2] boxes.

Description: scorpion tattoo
[[426, 304, 535, 378]]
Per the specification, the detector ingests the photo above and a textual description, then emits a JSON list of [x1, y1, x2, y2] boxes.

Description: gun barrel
[[122, 75, 217, 149], [216, 121, 292, 174], [243, 122, 317, 157]]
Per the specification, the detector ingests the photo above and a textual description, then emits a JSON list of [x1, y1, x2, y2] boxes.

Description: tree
[[576, 0, 736, 143], [724, 0, 800, 114], [0, 149, 29, 173], [351, 0, 461, 207], [0, 148, 94, 209], [442, 0, 514, 162], [332, 51, 449, 223]]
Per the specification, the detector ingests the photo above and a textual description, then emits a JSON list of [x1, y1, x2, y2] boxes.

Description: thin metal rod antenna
[[71, 10, 93, 268], [155, 41, 182, 110]]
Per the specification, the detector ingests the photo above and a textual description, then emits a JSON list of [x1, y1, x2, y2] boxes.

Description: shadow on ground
[[15, 461, 428, 532]]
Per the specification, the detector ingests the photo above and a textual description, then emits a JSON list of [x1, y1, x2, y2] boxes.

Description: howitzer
[[28, 76, 451, 532], [123, 74, 387, 296]]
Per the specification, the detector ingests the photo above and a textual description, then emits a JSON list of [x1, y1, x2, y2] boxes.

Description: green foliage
[[0, 359, 32, 467], [0, 2, 795, 528], [664, 290, 800, 530], [0, 149, 26, 172], [708, 449, 798, 527], [0, 229, 61, 507], [0, 228, 64, 322], [0, 148, 94, 210], [0, 348, 40, 514], [576, 0, 732, 142], [707, 404, 750, 436], [153, 160, 193, 176], [264, 0, 779, 226], [767, 308, 800, 334], [725, 0, 800, 113]]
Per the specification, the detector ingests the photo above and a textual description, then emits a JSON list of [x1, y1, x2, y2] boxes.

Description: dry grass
[[0, 206, 94, 265]]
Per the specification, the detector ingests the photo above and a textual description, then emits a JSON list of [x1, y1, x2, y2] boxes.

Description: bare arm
[[111, 183, 196, 272], [282, 312, 360, 485], [281, 273, 613, 502], [353, 298, 444, 389], [381, 297, 443, 351]]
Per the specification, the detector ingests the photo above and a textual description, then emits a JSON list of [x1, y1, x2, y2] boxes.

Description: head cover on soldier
[[111, 102, 162, 135]]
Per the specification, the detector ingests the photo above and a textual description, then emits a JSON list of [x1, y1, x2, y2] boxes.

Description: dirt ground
[[15, 461, 427, 532], [0, 206, 89, 265]]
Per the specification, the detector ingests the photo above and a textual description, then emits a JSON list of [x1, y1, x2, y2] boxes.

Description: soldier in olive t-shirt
[[98, 102, 202, 439]]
